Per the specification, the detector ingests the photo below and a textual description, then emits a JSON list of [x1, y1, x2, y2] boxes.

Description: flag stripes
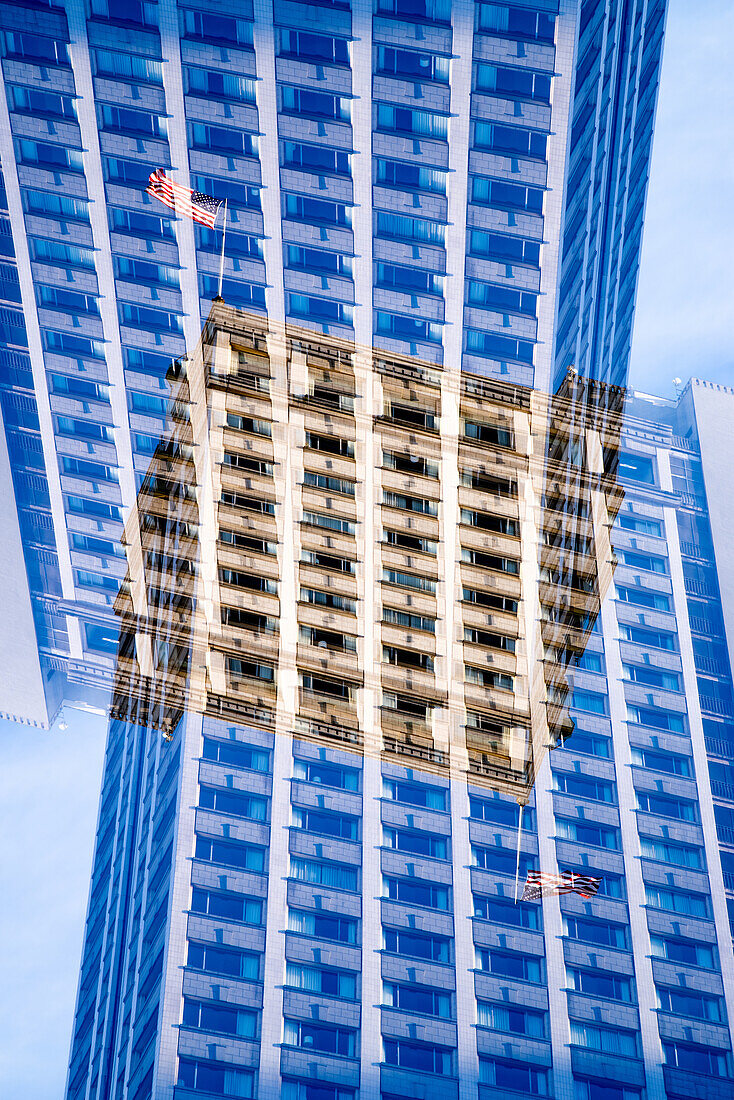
[[146, 169, 222, 228], [522, 869, 602, 901]]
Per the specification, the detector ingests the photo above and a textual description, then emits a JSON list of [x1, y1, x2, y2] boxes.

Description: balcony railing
[[684, 578, 718, 598], [716, 824, 734, 846], [712, 781, 734, 803], [706, 735, 734, 759], [700, 695, 734, 718]]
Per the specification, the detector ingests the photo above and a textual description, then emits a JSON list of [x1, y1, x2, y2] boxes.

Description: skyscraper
[[0, 0, 667, 725], [65, 305, 734, 1100]]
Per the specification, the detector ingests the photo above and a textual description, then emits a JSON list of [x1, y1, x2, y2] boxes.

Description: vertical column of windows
[[371, 7, 452, 362], [176, 0, 266, 314], [462, 4, 560, 386], [0, 156, 67, 659], [0, 9, 88, 660], [283, 743, 363, 1099], [175, 718, 271, 1100], [273, 6, 356, 337], [656, 445, 734, 1085]]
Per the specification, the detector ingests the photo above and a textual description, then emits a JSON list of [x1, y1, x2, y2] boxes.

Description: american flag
[[146, 169, 222, 228], [522, 869, 602, 901]]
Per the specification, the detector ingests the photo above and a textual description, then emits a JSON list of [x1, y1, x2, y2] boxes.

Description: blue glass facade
[[0, 0, 667, 717]]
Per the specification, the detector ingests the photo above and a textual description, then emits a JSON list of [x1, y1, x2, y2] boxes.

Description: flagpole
[[216, 198, 228, 300], [514, 801, 525, 903]]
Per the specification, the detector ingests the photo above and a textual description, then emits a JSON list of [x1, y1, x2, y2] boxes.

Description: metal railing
[[700, 696, 734, 718], [705, 736, 734, 759], [711, 781, 734, 803]]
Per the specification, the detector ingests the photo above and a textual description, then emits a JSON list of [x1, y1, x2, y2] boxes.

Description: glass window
[[38, 285, 99, 314], [201, 737, 270, 772], [199, 786, 267, 821], [282, 142, 350, 176], [554, 772, 614, 802], [615, 512, 662, 536], [470, 228, 540, 266], [636, 792, 697, 821], [376, 0, 452, 23], [293, 808, 358, 840], [556, 818, 619, 849], [650, 936, 715, 969], [181, 9, 253, 47], [384, 982, 451, 1017], [476, 61, 551, 103], [383, 779, 446, 810], [103, 156, 154, 186], [627, 705, 684, 733], [3, 32, 69, 65], [279, 29, 349, 65], [288, 908, 357, 944], [17, 140, 83, 172], [99, 104, 167, 138], [476, 948, 542, 983], [23, 188, 88, 222], [479, 1057, 548, 1094], [465, 328, 534, 364], [185, 66, 256, 102], [115, 257, 179, 287], [471, 176, 543, 213], [474, 121, 547, 160], [376, 210, 445, 245], [645, 886, 710, 918], [564, 916, 627, 949], [376, 103, 448, 139], [281, 1081, 354, 1100], [619, 452, 656, 484], [92, 48, 162, 84], [477, 1001, 545, 1037], [9, 86, 75, 118], [83, 621, 119, 655], [567, 967, 633, 1002], [383, 1039, 452, 1074], [190, 123, 257, 157], [283, 1019, 356, 1056], [377, 311, 442, 343], [285, 963, 356, 1000], [294, 759, 359, 790], [195, 836, 266, 873], [289, 294, 352, 325], [477, 4, 555, 43], [110, 206, 175, 240], [191, 887, 263, 926], [290, 857, 358, 891], [623, 663, 679, 691], [657, 986, 721, 1021], [284, 193, 351, 227], [281, 85, 350, 121], [383, 927, 450, 962], [376, 46, 449, 83], [663, 1041, 728, 1076], [570, 1022, 637, 1056], [473, 894, 540, 929], [467, 278, 536, 316], [375, 157, 447, 194], [182, 997, 257, 1039]]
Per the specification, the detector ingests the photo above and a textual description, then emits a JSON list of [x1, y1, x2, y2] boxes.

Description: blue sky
[[2, 5, 731, 1097], [0, 710, 105, 1099], [628, 0, 734, 397]]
